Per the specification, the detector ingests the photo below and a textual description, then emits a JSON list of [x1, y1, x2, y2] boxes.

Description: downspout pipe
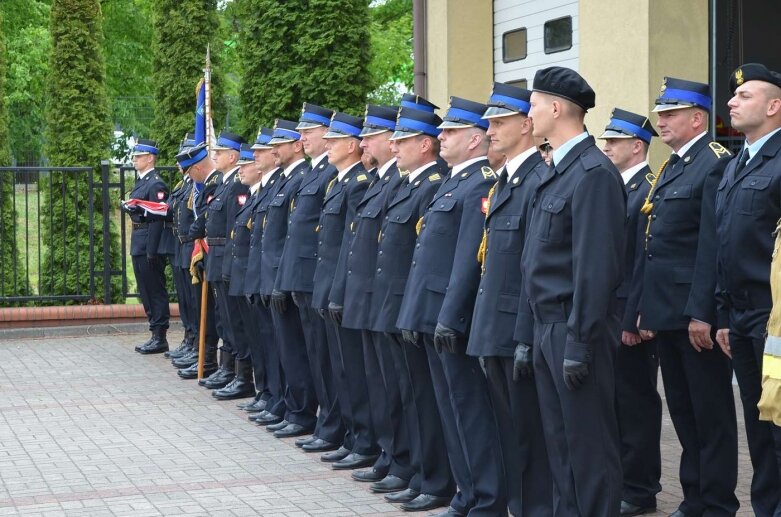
[[413, 0, 427, 96]]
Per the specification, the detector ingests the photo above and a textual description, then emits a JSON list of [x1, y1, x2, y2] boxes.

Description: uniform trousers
[[237, 297, 267, 396], [170, 259, 195, 337], [483, 355, 553, 516], [657, 328, 738, 517], [297, 293, 344, 444], [212, 280, 236, 357], [132, 255, 169, 330], [423, 333, 507, 516], [189, 275, 219, 346], [533, 318, 621, 517], [251, 302, 286, 417], [729, 308, 781, 517], [364, 330, 415, 481], [334, 324, 378, 455], [270, 302, 317, 429]]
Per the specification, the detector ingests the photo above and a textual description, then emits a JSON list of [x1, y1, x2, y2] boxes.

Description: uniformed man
[[275, 104, 343, 453], [244, 128, 287, 424], [716, 63, 781, 517], [397, 97, 505, 515], [369, 104, 455, 508], [196, 132, 251, 394], [124, 139, 174, 354], [599, 108, 663, 516], [637, 77, 738, 517], [213, 143, 257, 400], [468, 82, 552, 516], [167, 133, 198, 361], [522, 67, 625, 516], [313, 112, 375, 470], [263, 119, 318, 439], [174, 143, 222, 379], [329, 105, 412, 488]]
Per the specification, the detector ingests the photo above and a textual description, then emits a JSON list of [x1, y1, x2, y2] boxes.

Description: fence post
[[100, 161, 112, 304]]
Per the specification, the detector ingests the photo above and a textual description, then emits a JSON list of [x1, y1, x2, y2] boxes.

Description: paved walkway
[[0, 331, 754, 516]]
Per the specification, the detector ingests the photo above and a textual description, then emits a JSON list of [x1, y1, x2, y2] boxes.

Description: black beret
[[730, 63, 781, 93], [532, 66, 596, 111]]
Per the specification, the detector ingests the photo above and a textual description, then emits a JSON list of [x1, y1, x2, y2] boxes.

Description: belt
[[179, 235, 194, 244], [132, 223, 147, 230], [529, 300, 572, 323], [206, 237, 226, 246]]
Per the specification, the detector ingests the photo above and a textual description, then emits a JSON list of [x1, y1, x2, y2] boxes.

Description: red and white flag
[[123, 198, 169, 216]]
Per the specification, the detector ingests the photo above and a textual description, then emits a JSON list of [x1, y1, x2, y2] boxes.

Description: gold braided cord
[[325, 177, 337, 196], [187, 188, 194, 210], [477, 183, 497, 269], [643, 159, 670, 249], [415, 217, 423, 235]]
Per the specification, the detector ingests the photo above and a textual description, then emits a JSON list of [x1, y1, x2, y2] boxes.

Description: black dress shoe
[[384, 488, 420, 503], [668, 511, 687, 517], [253, 411, 282, 426], [212, 378, 255, 400], [177, 362, 217, 380], [332, 452, 380, 470], [172, 350, 198, 368], [352, 468, 387, 483], [273, 423, 312, 438], [295, 435, 316, 447], [301, 438, 339, 453], [238, 398, 265, 412], [321, 446, 350, 463], [369, 475, 408, 493], [202, 370, 235, 389], [620, 501, 656, 516], [400, 493, 451, 512], [430, 507, 464, 517], [266, 420, 289, 432]]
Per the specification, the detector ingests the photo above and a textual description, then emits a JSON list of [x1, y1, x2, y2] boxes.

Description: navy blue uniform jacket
[[397, 159, 496, 335], [129, 168, 174, 257], [311, 164, 371, 311], [468, 152, 545, 357], [244, 169, 282, 296], [331, 163, 405, 330], [275, 158, 337, 293], [260, 162, 309, 295], [521, 136, 625, 362], [716, 130, 781, 325], [369, 163, 445, 334], [639, 136, 731, 330]]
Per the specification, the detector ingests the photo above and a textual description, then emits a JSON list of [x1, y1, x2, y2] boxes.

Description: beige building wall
[[580, 0, 709, 168], [425, 0, 493, 113]]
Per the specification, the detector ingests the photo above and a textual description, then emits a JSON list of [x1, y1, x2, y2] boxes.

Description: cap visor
[[131, 151, 152, 156], [237, 159, 254, 165], [389, 130, 422, 141], [359, 127, 390, 137], [295, 121, 325, 130], [482, 106, 519, 119], [250, 143, 272, 150], [268, 137, 295, 145], [598, 129, 634, 140], [322, 131, 352, 139], [652, 103, 694, 113], [437, 120, 476, 129], [211, 144, 234, 151]]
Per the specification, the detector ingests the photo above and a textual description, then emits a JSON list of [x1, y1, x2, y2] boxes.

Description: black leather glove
[[401, 329, 420, 347], [563, 359, 590, 390], [270, 289, 288, 313], [260, 294, 270, 308], [318, 308, 328, 319], [478, 356, 487, 374], [291, 291, 301, 308], [512, 343, 533, 382], [433, 322, 462, 354], [328, 302, 343, 325], [245, 293, 260, 306]]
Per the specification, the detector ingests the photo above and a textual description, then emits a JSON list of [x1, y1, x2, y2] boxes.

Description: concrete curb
[[0, 321, 184, 341]]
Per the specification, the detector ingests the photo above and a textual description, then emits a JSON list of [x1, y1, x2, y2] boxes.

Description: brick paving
[[0, 330, 754, 516]]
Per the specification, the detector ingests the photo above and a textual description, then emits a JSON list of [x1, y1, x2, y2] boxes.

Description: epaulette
[[399, 170, 410, 178], [356, 173, 368, 182], [428, 172, 441, 182], [709, 141, 731, 159], [644, 172, 656, 187], [174, 179, 184, 191], [481, 166, 496, 179], [206, 174, 219, 186], [234, 174, 241, 183], [580, 149, 603, 170]]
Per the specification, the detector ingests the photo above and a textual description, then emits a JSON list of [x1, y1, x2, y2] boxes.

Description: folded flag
[[122, 198, 169, 216]]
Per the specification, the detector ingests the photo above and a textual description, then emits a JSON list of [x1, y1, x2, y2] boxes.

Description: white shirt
[[505, 146, 539, 181], [450, 156, 488, 178], [674, 132, 707, 158], [338, 161, 362, 182], [746, 127, 781, 162], [311, 152, 328, 170], [261, 167, 279, 187], [408, 161, 438, 183], [283, 158, 306, 178], [249, 182, 261, 195], [377, 158, 397, 180], [137, 167, 155, 180], [223, 166, 239, 183], [620, 161, 649, 185]]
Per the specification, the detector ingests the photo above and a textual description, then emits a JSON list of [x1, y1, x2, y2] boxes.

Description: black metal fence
[[0, 163, 180, 306]]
